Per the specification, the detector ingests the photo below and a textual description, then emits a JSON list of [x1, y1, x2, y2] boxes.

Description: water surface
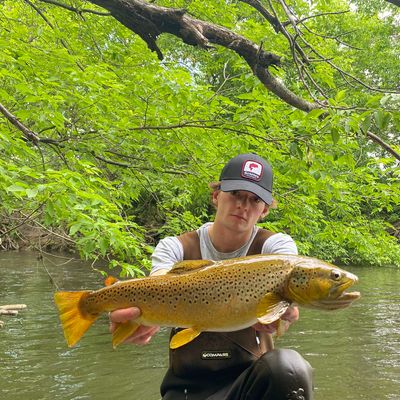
[[0, 252, 399, 399]]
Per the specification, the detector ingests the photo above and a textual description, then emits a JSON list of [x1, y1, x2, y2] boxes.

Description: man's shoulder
[[261, 231, 298, 255]]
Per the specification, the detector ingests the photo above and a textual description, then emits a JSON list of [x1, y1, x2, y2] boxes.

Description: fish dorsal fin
[[170, 327, 202, 349], [256, 292, 290, 325], [168, 260, 215, 275], [104, 276, 119, 286]]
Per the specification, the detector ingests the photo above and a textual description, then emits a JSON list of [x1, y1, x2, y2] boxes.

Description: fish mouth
[[315, 290, 361, 310]]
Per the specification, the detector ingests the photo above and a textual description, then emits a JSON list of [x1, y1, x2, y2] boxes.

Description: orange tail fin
[[54, 291, 98, 347]]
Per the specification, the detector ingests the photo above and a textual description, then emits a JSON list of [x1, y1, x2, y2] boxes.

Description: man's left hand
[[252, 305, 299, 335]]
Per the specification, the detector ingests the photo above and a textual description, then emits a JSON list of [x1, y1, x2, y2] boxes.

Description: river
[[0, 252, 399, 400]]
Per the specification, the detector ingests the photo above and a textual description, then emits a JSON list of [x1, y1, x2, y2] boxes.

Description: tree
[[1, 0, 399, 272]]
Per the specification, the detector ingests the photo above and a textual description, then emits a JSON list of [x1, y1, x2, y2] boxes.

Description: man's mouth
[[231, 214, 247, 221]]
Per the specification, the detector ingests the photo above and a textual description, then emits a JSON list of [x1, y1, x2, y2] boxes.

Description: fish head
[[285, 258, 360, 310]]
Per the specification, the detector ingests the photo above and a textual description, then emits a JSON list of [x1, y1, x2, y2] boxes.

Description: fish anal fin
[[54, 291, 98, 347], [168, 260, 215, 275], [112, 321, 140, 349], [170, 328, 202, 349], [256, 292, 290, 325]]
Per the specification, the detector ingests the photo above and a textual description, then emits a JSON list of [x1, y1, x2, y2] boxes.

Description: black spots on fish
[[223, 293, 233, 303], [95, 287, 119, 302], [291, 268, 310, 288]]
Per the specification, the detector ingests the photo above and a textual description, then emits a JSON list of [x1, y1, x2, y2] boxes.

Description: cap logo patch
[[241, 160, 263, 181]]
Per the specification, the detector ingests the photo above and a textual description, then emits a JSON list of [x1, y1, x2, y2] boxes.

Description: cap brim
[[220, 180, 273, 205]]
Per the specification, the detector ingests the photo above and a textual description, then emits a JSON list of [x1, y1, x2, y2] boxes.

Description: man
[[110, 153, 313, 400]]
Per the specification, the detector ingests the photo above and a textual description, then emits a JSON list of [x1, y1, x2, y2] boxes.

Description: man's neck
[[208, 223, 254, 253]]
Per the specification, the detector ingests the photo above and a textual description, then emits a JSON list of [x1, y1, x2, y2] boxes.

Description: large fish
[[54, 254, 360, 349]]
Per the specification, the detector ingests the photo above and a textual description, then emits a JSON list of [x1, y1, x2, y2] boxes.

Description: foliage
[[0, 0, 399, 274]]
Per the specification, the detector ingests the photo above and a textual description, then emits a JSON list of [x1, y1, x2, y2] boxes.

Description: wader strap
[[177, 231, 202, 260], [246, 228, 276, 256]]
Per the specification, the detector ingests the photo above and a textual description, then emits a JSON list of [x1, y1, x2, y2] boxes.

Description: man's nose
[[236, 195, 249, 208]]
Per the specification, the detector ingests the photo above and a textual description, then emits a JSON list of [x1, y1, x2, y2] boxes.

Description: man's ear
[[260, 205, 270, 219], [212, 190, 220, 206]]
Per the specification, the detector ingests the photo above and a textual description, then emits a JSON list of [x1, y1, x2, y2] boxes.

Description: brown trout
[[54, 254, 360, 349]]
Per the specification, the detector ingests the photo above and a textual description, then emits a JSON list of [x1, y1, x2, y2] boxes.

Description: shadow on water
[[1, 252, 399, 400]]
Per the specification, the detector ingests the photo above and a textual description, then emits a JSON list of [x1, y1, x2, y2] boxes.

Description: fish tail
[[54, 291, 98, 347]]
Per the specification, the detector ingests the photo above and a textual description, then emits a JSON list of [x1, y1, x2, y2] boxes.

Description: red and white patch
[[241, 160, 263, 181]]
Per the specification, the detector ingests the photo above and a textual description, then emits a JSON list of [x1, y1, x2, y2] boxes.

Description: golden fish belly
[[81, 262, 289, 331]]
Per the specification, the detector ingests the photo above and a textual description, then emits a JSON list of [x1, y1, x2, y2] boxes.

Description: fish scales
[[54, 254, 360, 348]]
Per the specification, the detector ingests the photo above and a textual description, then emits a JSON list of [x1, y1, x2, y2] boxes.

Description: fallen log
[[0, 304, 27, 311], [0, 304, 27, 327], [0, 309, 19, 316]]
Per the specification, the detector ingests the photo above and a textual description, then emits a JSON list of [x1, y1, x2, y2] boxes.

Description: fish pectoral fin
[[168, 260, 215, 275], [170, 328, 202, 349], [275, 319, 290, 337], [112, 320, 140, 349], [256, 293, 290, 325]]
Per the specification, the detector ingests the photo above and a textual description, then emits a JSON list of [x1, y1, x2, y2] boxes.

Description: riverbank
[[0, 213, 74, 253]]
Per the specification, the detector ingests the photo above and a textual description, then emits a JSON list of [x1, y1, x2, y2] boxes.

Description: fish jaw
[[310, 290, 361, 310]]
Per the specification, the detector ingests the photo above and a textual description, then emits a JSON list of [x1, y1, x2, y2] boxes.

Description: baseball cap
[[219, 153, 273, 205]]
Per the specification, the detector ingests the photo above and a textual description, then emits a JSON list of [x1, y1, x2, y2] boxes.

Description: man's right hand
[[109, 307, 160, 345]]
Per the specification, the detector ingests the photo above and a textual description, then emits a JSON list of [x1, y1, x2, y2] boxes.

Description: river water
[[0, 252, 399, 400]]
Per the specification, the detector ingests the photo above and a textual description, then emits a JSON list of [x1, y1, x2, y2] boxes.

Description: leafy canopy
[[0, 0, 399, 273]]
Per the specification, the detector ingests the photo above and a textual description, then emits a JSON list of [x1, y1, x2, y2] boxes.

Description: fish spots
[[291, 268, 310, 288]]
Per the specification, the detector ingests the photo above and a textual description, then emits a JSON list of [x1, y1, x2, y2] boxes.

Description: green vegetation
[[0, 0, 399, 274]]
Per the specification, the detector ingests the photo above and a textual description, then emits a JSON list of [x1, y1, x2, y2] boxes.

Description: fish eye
[[330, 270, 342, 280]]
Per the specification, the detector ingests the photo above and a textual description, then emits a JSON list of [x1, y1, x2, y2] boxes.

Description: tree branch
[[36, 0, 111, 16], [0, 102, 41, 144], [0, 101, 60, 145], [78, 0, 317, 111], [385, 0, 400, 6], [365, 131, 400, 161]]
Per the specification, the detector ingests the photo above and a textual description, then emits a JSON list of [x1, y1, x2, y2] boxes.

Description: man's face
[[212, 190, 269, 233]]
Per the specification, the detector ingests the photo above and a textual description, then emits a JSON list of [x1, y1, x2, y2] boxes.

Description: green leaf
[[374, 111, 390, 130], [26, 188, 38, 198], [6, 184, 26, 193], [69, 223, 82, 236], [360, 114, 372, 132], [331, 128, 340, 144], [335, 90, 347, 102]]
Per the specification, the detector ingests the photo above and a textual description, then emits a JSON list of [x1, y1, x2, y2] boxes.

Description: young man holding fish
[[110, 153, 314, 400]]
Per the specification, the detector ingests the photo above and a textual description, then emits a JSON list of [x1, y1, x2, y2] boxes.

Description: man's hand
[[109, 307, 160, 345], [252, 305, 299, 335]]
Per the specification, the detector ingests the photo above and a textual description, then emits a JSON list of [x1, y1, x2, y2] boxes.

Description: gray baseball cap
[[219, 153, 273, 205]]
